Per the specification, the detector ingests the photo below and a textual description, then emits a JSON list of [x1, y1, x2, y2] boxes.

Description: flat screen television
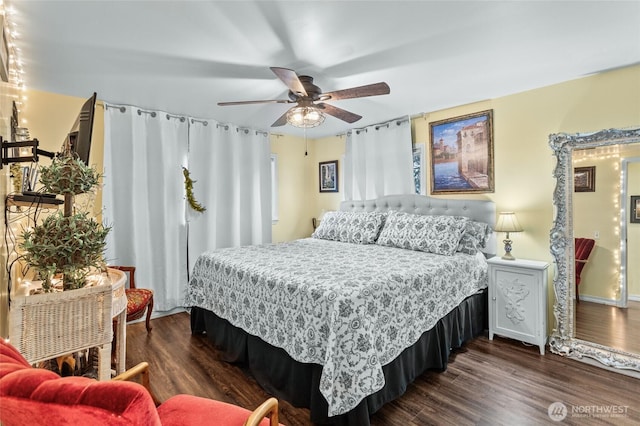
[[37, 92, 97, 165], [67, 92, 97, 165]]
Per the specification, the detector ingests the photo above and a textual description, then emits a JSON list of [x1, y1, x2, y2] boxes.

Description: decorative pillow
[[457, 220, 492, 255], [376, 211, 469, 256], [312, 211, 387, 244]]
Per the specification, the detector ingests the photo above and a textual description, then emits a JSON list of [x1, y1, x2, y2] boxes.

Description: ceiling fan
[[217, 67, 390, 128]]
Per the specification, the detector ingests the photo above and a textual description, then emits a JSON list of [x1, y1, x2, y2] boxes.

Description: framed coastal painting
[[429, 110, 494, 194], [319, 160, 338, 192]]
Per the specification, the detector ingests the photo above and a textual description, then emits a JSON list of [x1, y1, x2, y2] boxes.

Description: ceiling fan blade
[[218, 99, 291, 106], [322, 82, 390, 101], [317, 103, 362, 123], [271, 110, 290, 127], [270, 67, 308, 97]]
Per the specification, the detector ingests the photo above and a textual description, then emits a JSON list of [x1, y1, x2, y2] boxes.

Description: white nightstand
[[487, 257, 550, 355]]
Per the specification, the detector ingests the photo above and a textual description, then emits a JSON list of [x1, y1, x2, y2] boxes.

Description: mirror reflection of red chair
[[575, 238, 596, 303]]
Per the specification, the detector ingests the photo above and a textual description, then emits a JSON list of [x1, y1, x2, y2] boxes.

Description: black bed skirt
[[190, 289, 487, 426]]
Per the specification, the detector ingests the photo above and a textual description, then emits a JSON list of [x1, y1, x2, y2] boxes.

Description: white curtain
[[103, 107, 189, 312], [186, 121, 272, 274], [344, 117, 414, 200]]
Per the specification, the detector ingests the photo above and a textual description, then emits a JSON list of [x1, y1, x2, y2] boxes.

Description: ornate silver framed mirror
[[549, 127, 640, 376]]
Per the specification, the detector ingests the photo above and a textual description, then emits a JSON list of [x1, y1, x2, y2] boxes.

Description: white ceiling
[[8, 0, 640, 138]]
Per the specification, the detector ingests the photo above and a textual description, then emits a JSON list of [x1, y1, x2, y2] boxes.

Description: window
[[271, 154, 278, 222]]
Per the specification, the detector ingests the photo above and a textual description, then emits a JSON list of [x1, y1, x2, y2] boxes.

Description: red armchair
[[575, 237, 596, 302], [0, 339, 281, 426]]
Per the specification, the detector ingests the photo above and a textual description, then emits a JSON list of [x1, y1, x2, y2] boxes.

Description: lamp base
[[502, 237, 516, 260]]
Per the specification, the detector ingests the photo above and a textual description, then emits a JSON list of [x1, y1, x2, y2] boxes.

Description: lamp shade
[[494, 212, 523, 233]]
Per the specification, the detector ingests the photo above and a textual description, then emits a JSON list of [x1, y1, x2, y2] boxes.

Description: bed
[[185, 194, 495, 425]]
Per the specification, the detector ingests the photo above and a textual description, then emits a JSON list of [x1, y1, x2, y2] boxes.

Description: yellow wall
[[271, 133, 345, 242], [309, 135, 345, 224], [270, 134, 313, 242], [628, 161, 640, 298]]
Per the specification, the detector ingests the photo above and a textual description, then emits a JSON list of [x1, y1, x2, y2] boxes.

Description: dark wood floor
[[576, 300, 640, 354], [126, 312, 640, 425]]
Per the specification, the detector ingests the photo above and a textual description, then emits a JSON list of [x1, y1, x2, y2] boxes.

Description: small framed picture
[[319, 160, 338, 193], [631, 195, 640, 223], [574, 166, 595, 192], [413, 144, 426, 195]]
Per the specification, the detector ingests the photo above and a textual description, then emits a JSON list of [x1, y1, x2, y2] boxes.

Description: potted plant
[[38, 154, 100, 215], [19, 154, 110, 291]]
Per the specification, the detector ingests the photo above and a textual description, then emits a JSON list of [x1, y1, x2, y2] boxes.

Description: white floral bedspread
[[184, 238, 488, 416]]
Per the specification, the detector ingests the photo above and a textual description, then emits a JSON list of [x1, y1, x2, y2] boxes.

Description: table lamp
[[494, 212, 523, 260]]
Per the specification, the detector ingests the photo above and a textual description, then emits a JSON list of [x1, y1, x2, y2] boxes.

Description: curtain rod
[[341, 115, 412, 137], [102, 102, 276, 135], [190, 118, 209, 126], [104, 104, 126, 113], [137, 109, 156, 117], [103, 105, 266, 136], [166, 113, 186, 122]]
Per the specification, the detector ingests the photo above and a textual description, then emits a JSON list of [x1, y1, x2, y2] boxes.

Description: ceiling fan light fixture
[[286, 105, 326, 128]]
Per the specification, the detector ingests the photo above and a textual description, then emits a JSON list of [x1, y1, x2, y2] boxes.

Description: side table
[[487, 257, 550, 355], [9, 268, 127, 380]]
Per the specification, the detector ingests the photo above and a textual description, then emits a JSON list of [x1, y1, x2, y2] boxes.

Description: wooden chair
[[575, 237, 596, 303], [110, 265, 154, 333]]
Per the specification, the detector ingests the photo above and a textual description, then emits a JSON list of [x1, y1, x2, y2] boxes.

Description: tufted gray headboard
[[340, 194, 496, 256]]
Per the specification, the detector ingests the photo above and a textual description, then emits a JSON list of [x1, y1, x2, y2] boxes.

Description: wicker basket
[[9, 284, 113, 365]]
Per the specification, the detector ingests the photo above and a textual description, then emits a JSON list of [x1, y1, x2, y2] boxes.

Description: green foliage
[[182, 167, 206, 213], [20, 212, 111, 291], [39, 155, 100, 195], [20, 212, 110, 290], [21, 154, 108, 291]]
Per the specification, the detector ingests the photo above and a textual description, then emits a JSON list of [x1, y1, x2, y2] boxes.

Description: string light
[[572, 145, 621, 163], [1, 0, 27, 91], [2, 0, 31, 140], [618, 162, 625, 300]]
